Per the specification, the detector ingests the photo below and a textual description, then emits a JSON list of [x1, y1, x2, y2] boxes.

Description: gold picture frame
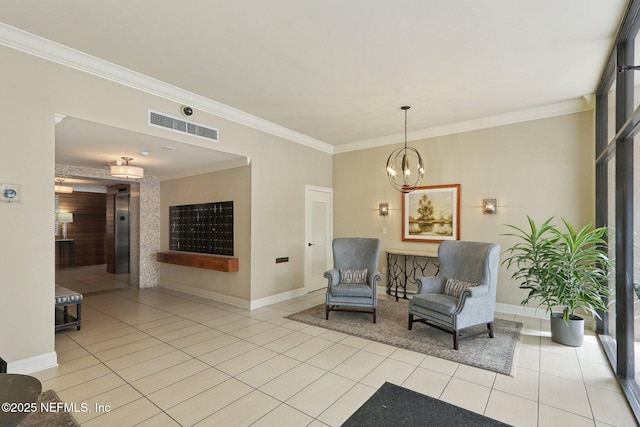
[[402, 184, 461, 242]]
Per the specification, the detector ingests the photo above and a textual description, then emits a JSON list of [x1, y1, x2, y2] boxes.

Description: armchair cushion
[[444, 278, 477, 298], [330, 283, 374, 298], [411, 293, 458, 316], [339, 268, 368, 284]]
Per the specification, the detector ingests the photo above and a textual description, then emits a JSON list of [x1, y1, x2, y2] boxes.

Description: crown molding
[[0, 23, 334, 154], [1, 23, 596, 157], [334, 96, 595, 154]]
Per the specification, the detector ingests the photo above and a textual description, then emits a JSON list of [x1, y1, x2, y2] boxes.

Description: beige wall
[[158, 133, 334, 304], [159, 166, 252, 300], [0, 45, 332, 370], [0, 73, 56, 367], [248, 138, 332, 300], [333, 112, 595, 307], [0, 38, 592, 369]]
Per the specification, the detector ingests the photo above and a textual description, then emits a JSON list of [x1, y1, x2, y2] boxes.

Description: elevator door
[[115, 193, 130, 273]]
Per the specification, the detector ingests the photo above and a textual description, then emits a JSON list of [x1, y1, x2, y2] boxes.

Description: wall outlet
[[382, 227, 387, 235]]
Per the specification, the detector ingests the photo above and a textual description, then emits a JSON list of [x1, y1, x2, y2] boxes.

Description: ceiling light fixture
[[110, 157, 144, 179], [54, 178, 73, 194], [386, 106, 425, 193]]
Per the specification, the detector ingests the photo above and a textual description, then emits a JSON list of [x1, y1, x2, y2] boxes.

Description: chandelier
[[385, 106, 425, 193]]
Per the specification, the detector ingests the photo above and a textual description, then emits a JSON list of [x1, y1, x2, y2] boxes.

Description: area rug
[[342, 382, 511, 427], [17, 389, 80, 427], [286, 299, 522, 375]]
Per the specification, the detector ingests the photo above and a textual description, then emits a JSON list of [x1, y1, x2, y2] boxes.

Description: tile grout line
[[63, 301, 193, 424], [55, 285, 628, 426], [81, 290, 345, 424]]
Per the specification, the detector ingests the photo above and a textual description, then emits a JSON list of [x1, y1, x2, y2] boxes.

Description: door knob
[[308, 242, 315, 246]]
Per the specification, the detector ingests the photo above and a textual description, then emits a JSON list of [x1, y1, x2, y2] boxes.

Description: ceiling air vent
[[148, 110, 219, 142]]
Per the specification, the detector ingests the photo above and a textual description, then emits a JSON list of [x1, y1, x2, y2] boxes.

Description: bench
[[55, 285, 82, 331]]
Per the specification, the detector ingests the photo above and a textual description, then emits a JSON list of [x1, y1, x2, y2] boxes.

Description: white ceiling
[[55, 116, 246, 182], [0, 0, 629, 178]]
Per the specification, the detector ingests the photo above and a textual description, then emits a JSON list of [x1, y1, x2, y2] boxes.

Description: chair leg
[[408, 314, 413, 330], [487, 322, 494, 338], [453, 330, 459, 350], [77, 303, 82, 331], [326, 305, 329, 320]]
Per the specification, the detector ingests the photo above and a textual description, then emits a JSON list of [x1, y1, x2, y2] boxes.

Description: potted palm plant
[[503, 216, 611, 346]]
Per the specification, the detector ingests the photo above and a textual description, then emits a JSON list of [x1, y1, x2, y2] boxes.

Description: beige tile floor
[[56, 264, 130, 295], [44, 271, 638, 426]]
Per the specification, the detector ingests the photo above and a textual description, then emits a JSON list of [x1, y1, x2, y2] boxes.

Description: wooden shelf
[[157, 251, 239, 272]]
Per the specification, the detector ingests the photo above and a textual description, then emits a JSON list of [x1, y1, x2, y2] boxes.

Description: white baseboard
[[495, 303, 549, 319], [8, 351, 58, 374], [161, 282, 545, 319], [160, 282, 252, 309], [249, 288, 308, 310], [159, 282, 308, 310]]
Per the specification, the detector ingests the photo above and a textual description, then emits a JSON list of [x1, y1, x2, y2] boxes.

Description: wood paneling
[[157, 251, 239, 272], [56, 191, 106, 267]]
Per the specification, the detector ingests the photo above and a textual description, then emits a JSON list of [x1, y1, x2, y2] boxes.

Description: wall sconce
[[379, 203, 389, 216], [483, 199, 497, 214]]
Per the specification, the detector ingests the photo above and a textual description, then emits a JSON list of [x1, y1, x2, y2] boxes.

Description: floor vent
[[148, 110, 219, 142]]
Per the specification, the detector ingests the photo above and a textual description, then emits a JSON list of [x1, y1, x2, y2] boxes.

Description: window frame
[[595, 1, 640, 420]]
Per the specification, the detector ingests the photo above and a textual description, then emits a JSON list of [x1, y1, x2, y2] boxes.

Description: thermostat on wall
[[0, 184, 21, 202]]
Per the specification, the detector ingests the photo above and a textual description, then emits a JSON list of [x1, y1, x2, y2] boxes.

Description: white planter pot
[[550, 312, 584, 347]]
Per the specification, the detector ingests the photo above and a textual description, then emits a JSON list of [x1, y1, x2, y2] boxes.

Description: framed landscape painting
[[402, 184, 461, 242]]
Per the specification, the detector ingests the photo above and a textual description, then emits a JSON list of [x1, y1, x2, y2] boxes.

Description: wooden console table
[[157, 251, 239, 272], [55, 239, 75, 270], [386, 249, 440, 300]]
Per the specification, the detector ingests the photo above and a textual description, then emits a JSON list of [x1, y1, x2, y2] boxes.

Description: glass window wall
[[595, 4, 640, 420]]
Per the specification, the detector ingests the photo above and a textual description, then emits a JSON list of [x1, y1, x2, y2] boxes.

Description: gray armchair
[[408, 241, 500, 349], [324, 238, 382, 323]]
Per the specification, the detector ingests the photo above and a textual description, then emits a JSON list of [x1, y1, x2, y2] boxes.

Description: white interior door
[[305, 186, 333, 293]]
